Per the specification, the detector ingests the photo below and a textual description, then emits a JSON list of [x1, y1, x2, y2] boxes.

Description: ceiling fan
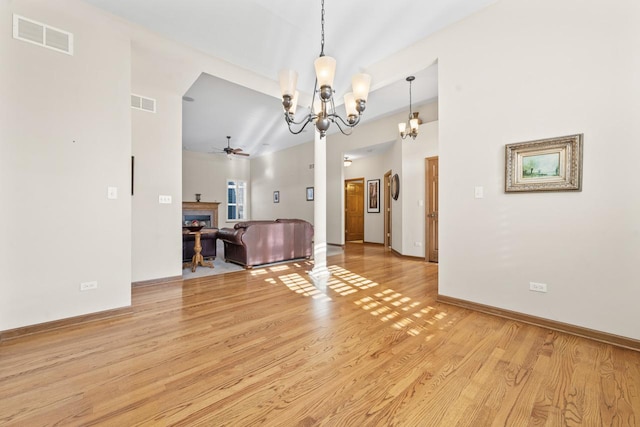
[[216, 136, 249, 157]]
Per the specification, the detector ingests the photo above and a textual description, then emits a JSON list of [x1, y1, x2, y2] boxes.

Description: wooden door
[[384, 171, 392, 248], [425, 157, 439, 262], [345, 179, 364, 241]]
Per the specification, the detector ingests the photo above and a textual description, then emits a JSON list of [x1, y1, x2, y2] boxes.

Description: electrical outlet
[[529, 282, 547, 293], [80, 281, 98, 291], [414, 242, 422, 247]]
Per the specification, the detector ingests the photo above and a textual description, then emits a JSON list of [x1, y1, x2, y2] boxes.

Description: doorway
[[383, 170, 392, 249], [425, 157, 438, 262], [345, 178, 364, 242]]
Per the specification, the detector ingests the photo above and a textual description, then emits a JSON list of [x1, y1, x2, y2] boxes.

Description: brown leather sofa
[[182, 229, 218, 261], [217, 219, 313, 268]]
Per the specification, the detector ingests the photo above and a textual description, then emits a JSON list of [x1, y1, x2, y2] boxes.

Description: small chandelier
[[398, 76, 420, 140], [343, 156, 352, 167], [279, 0, 371, 138]]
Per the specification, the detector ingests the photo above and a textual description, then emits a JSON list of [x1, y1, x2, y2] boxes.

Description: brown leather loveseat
[[217, 219, 313, 268]]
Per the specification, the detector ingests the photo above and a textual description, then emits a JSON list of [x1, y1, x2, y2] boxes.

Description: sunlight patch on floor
[[327, 278, 358, 296], [328, 266, 379, 290], [322, 266, 449, 338], [266, 273, 332, 301], [263, 263, 446, 336], [269, 265, 291, 272], [381, 311, 400, 322]]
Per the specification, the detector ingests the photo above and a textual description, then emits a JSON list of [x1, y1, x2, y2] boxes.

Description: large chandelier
[[398, 76, 420, 140], [279, 0, 371, 138]]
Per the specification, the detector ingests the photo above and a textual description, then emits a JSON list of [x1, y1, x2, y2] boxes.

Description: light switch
[[159, 195, 172, 204], [107, 186, 118, 199], [474, 186, 484, 199]]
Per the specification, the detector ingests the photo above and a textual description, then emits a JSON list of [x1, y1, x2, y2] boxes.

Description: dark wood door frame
[[384, 170, 392, 249], [425, 156, 438, 263]]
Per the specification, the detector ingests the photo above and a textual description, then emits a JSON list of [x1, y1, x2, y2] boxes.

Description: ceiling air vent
[[131, 94, 156, 113], [13, 14, 73, 55]]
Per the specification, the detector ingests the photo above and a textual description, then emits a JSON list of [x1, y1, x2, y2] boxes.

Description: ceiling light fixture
[[279, 0, 371, 138], [398, 76, 420, 140], [343, 156, 352, 167]]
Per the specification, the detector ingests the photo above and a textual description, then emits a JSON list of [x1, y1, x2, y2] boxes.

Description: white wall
[[344, 153, 388, 244], [400, 121, 439, 257], [250, 142, 314, 223], [0, 0, 132, 329], [326, 104, 439, 248], [382, 0, 640, 339], [130, 50, 186, 282], [182, 150, 251, 227]]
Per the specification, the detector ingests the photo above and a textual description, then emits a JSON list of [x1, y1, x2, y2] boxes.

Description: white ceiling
[[83, 0, 496, 157]]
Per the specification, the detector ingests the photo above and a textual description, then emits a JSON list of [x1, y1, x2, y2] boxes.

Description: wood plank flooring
[[1, 244, 639, 426]]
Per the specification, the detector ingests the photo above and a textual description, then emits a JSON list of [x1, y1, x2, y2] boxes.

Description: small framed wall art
[[367, 179, 380, 213], [505, 134, 583, 192]]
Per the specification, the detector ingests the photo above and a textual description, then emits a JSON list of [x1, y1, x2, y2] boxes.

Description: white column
[[309, 129, 331, 289]]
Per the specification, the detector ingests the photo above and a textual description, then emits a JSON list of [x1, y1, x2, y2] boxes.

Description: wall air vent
[[13, 14, 73, 55], [130, 94, 156, 113]]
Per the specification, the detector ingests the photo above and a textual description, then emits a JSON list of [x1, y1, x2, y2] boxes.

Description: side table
[[183, 228, 217, 272]]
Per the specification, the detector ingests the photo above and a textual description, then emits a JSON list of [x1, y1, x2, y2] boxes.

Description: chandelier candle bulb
[[279, 69, 298, 98], [314, 56, 337, 90], [344, 92, 358, 119], [352, 73, 371, 102], [289, 91, 299, 116], [410, 117, 420, 133]]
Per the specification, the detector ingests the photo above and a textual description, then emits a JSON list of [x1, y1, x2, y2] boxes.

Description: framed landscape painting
[[505, 134, 583, 192]]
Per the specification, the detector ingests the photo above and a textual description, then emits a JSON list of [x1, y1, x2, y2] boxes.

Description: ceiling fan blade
[[220, 137, 249, 156]]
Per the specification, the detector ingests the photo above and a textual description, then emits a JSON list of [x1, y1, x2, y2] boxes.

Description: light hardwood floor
[[1, 244, 639, 426]]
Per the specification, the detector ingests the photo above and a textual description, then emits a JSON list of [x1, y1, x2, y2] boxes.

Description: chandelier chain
[[320, 0, 325, 56], [409, 79, 413, 116]]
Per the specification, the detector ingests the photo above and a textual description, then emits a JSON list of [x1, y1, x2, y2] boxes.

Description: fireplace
[[183, 213, 213, 228], [182, 202, 220, 229]]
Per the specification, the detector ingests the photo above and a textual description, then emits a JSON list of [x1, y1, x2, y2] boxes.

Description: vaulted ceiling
[[83, 0, 496, 157]]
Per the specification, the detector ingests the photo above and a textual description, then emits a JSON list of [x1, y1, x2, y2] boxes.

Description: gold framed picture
[[505, 134, 583, 192]]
